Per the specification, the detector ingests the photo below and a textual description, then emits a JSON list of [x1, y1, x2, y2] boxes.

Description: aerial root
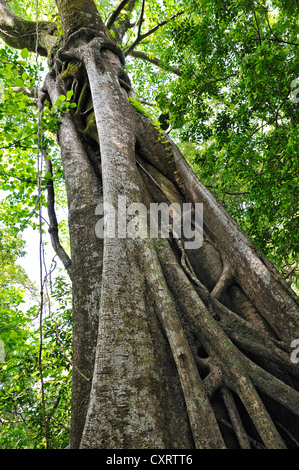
[[202, 364, 223, 398], [244, 357, 299, 418], [274, 421, 299, 448], [174, 238, 219, 318], [215, 300, 299, 379], [217, 417, 265, 449], [154, 238, 292, 448], [220, 387, 251, 449], [143, 237, 226, 448], [211, 262, 234, 300]]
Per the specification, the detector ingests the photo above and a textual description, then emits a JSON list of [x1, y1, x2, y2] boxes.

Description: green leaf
[[21, 48, 29, 59], [54, 95, 66, 107], [66, 89, 74, 100], [14, 78, 24, 87]]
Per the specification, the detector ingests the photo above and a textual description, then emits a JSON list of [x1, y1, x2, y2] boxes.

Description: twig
[[14, 198, 41, 236], [52, 316, 91, 382], [0, 169, 36, 183], [265, 37, 299, 47], [125, 10, 185, 56], [194, 73, 238, 93], [43, 264, 91, 382], [0, 132, 37, 150], [205, 185, 249, 196], [283, 265, 298, 280], [38, 155, 49, 451]]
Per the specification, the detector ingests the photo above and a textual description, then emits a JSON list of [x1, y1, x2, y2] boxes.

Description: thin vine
[[35, 0, 49, 449]]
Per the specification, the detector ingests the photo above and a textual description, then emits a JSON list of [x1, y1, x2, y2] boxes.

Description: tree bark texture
[[2, 0, 299, 449]]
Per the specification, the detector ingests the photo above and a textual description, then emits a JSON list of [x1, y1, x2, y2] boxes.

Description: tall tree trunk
[[2, 0, 299, 449]]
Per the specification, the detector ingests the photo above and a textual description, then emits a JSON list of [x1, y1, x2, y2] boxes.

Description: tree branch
[[0, 132, 36, 150], [257, 0, 299, 46], [137, 0, 146, 39], [265, 36, 299, 47], [205, 185, 249, 196], [252, 6, 262, 46], [130, 49, 182, 76], [0, 0, 58, 56], [106, 0, 137, 44], [12, 86, 35, 98], [125, 10, 185, 56], [195, 73, 238, 93]]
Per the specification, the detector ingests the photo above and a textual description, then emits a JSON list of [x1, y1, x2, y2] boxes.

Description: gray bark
[[49, 26, 299, 447]]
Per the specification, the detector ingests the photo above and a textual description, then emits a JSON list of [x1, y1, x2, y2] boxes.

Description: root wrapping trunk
[[42, 14, 299, 450]]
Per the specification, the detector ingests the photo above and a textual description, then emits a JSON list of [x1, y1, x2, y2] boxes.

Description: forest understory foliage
[[0, 0, 298, 449]]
